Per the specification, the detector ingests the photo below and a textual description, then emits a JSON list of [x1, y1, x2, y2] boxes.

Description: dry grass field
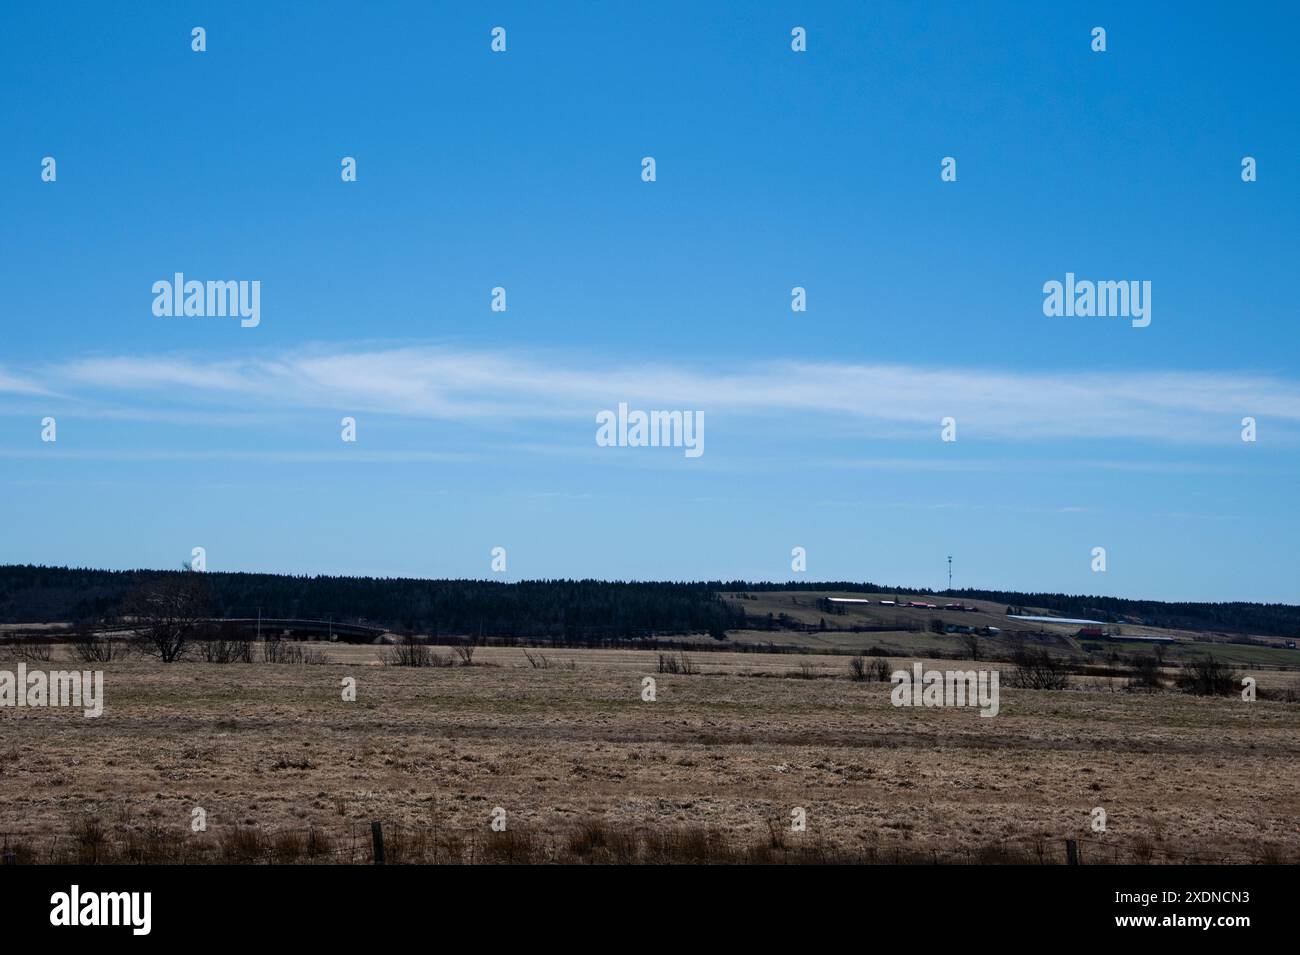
[[1, 641, 1298, 864]]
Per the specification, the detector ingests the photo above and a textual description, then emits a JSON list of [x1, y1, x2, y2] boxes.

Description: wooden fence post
[[1065, 839, 1079, 865], [371, 821, 385, 865]]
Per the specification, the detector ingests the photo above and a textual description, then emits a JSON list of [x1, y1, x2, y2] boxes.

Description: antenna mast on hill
[[947, 555, 952, 592]]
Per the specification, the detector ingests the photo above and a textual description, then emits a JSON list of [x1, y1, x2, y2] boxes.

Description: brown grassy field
[[1, 640, 1298, 864]]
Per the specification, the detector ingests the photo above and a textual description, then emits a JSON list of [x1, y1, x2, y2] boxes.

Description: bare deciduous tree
[[124, 575, 210, 663]]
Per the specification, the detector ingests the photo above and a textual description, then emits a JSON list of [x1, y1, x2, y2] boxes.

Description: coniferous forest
[[0, 565, 1296, 640]]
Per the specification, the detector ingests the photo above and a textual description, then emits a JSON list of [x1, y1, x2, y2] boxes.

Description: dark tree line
[[0, 565, 744, 641], [1, 566, 1296, 640]]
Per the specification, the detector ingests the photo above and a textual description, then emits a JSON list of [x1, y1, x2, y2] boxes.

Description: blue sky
[[2, 1, 1298, 601]]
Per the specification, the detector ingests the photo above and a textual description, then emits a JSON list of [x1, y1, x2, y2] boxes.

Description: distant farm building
[[1100, 633, 1175, 644], [1007, 614, 1108, 626]]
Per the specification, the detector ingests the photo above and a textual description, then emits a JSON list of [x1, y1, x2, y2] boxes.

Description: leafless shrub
[[196, 641, 227, 665], [68, 623, 128, 663], [1007, 646, 1071, 690], [383, 635, 432, 667], [261, 640, 316, 664], [2, 640, 53, 662], [523, 650, 574, 669], [1126, 654, 1164, 690], [454, 644, 476, 666], [201, 634, 253, 664], [1176, 654, 1241, 696], [872, 658, 892, 681], [848, 655, 868, 681], [657, 652, 697, 675], [261, 639, 289, 664], [524, 650, 551, 669]]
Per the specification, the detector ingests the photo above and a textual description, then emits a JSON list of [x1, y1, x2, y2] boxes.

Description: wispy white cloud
[[20, 345, 1300, 444], [0, 368, 53, 396], [0, 448, 476, 463]]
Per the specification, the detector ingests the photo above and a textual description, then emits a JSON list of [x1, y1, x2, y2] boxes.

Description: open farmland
[[1, 641, 1297, 864], [724, 590, 1300, 662]]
